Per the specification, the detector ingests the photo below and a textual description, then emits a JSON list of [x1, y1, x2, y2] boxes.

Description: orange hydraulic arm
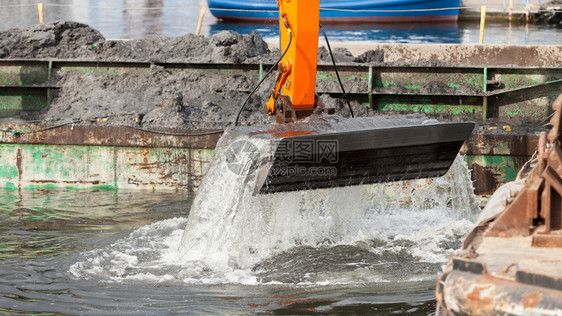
[[265, 0, 330, 123]]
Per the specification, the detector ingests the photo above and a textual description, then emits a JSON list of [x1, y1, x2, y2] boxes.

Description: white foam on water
[[70, 118, 480, 285], [69, 217, 188, 281]]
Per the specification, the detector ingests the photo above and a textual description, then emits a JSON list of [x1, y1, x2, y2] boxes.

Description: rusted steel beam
[[438, 267, 562, 315], [461, 133, 540, 156], [0, 123, 222, 149], [0, 122, 540, 155], [532, 232, 562, 248], [1, 59, 560, 96]]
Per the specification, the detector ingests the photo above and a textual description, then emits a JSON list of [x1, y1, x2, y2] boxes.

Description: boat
[[208, 0, 461, 23]]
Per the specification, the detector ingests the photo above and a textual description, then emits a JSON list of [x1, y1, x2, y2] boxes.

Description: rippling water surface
[[0, 0, 560, 44], [0, 1, 541, 314], [0, 128, 481, 315]]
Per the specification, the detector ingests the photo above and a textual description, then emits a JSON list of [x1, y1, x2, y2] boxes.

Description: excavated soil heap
[[1, 21, 484, 130]]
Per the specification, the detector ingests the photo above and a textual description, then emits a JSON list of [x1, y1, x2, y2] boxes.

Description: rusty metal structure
[[0, 124, 221, 192], [436, 94, 562, 315]]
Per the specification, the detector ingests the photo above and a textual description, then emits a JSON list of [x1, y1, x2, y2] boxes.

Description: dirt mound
[[354, 49, 384, 63], [0, 22, 270, 63], [0, 21, 373, 64], [43, 64, 371, 129], [0, 21, 482, 130], [43, 65, 276, 129], [0, 21, 104, 59], [94, 30, 270, 63], [0, 22, 378, 129]]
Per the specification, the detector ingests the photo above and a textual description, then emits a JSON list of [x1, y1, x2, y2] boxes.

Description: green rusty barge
[[1, 32, 562, 315], [0, 44, 560, 195]]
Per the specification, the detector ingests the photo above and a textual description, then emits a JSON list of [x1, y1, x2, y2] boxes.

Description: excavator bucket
[[249, 116, 475, 194], [236, 0, 474, 194]]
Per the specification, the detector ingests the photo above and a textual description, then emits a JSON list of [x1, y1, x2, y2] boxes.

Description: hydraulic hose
[[234, 30, 293, 126]]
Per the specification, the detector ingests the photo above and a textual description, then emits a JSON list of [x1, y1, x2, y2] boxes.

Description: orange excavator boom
[[250, 0, 474, 194], [265, 0, 334, 123]]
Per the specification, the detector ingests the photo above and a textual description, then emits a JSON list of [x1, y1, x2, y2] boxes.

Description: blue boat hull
[[208, 0, 460, 23]]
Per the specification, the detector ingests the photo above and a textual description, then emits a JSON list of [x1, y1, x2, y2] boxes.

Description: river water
[[1, 120, 481, 314], [1, 1, 499, 315], [0, 0, 561, 44]]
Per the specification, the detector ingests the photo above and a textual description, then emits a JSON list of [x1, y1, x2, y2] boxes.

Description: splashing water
[[70, 118, 480, 285]]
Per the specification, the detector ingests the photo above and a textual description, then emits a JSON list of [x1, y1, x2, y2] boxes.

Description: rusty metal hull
[[438, 258, 562, 315], [0, 122, 541, 193], [437, 94, 562, 315], [0, 124, 220, 192], [0, 54, 556, 193]]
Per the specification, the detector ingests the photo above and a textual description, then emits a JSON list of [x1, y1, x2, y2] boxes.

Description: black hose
[[319, 24, 354, 118], [234, 31, 293, 126], [12, 120, 225, 137]]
